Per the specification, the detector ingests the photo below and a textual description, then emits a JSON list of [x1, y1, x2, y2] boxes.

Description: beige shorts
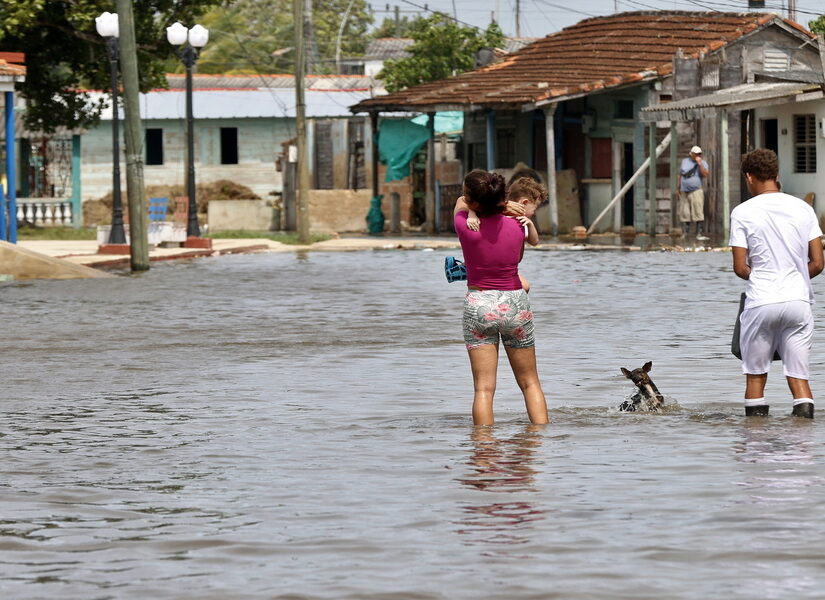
[[679, 189, 705, 222]]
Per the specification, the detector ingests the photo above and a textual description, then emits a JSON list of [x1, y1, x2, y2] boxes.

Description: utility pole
[[115, 0, 149, 271], [295, 0, 311, 244], [304, 0, 320, 74], [788, 0, 796, 22], [515, 0, 520, 37], [395, 5, 401, 37]]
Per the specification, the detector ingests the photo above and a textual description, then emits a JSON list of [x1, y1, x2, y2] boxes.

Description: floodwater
[[2, 246, 825, 599]]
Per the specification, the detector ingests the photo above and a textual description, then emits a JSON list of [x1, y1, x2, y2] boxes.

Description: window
[[700, 64, 719, 89], [220, 127, 238, 165], [495, 129, 515, 167], [763, 49, 790, 72], [794, 114, 817, 173], [615, 100, 634, 120], [313, 121, 333, 189], [145, 128, 163, 165]]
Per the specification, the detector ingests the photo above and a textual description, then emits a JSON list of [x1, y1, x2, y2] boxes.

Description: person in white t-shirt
[[729, 149, 825, 418]]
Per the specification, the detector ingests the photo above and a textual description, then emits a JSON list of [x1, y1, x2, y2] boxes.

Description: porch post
[[485, 109, 496, 170], [543, 105, 558, 236], [5, 92, 17, 243], [720, 108, 730, 240], [669, 121, 678, 231], [71, 134, 82, 228], [425, 112, 436, 234], [612, 139, 622, 232], [648, 122, 657, 237], [369, 111, 379, 198]]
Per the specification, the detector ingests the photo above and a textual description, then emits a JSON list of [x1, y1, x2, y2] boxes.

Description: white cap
[[690, 145, 702, 154]]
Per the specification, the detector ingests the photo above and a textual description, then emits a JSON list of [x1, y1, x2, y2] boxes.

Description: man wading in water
[[729, 149, 824, 418]]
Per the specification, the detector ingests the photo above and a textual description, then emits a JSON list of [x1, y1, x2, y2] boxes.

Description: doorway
[[761, 119, 778, 155], [623, 142, 635, 226]]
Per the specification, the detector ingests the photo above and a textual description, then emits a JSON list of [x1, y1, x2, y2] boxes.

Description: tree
[[810, 15, 825, 35], [371, 15, 415, 39], [0, 0, 221, 132], [187, 0, 373, 75], [378, 14, 504, 93]]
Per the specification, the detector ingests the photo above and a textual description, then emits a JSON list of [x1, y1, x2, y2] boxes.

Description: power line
[[531, 0, 598, 17], [395, 0, 487, 29]]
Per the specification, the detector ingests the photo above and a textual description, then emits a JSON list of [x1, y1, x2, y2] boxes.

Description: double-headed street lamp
[[166, 22, 209, 238], [95, 11, 127, 245]]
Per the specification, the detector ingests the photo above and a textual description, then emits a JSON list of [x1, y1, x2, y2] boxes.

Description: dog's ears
[[643, 361, 653, 373], [621, 367, 632, 378]]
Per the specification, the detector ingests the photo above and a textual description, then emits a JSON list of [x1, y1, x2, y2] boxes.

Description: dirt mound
[[84, 180, 260, 226]]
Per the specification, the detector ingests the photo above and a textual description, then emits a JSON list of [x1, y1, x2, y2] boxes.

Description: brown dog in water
[[619, 361, 664, 412]]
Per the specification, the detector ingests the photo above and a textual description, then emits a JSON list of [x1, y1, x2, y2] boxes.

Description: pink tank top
[[455, 211, 524, 290]]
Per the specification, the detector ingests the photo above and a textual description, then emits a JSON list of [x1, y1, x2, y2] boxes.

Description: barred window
[[794, 114, 817, 174]]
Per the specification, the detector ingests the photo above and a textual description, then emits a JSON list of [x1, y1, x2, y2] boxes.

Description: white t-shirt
[[729, 192, 823, 309]]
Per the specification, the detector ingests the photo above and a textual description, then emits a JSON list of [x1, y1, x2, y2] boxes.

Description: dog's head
[[621, 361, 664, 409]]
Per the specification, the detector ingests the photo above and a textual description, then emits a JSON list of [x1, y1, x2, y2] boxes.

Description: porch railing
[[17, 198, 74, 227]]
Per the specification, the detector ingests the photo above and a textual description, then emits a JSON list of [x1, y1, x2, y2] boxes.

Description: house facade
[[80, 74, 372, 205], [352, 11, 824, 236]]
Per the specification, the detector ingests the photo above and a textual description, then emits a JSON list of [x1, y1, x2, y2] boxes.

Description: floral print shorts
[[463, 289, 535, 349]]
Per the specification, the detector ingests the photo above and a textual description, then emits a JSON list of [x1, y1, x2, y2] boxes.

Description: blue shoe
[[444, 256, 467, 282]]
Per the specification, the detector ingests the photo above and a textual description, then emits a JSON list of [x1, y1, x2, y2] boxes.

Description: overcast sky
[[369, 0, 824, 39]]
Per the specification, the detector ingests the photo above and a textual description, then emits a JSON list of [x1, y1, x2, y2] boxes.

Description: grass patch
[[16, 227, 97, 241], [204, 230, 331, 244]]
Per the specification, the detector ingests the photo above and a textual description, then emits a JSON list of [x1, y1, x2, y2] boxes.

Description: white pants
[[739, 300, 813, 379]]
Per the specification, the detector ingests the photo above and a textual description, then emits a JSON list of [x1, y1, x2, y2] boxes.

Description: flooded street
[[3, 247, 825, 599]]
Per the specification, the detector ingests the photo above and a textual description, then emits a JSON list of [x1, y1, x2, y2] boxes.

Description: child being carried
[[452, 177, 547, 292]]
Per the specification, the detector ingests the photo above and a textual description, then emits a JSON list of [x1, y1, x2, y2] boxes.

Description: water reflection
[[732, 419, 819, 510], [455, 425, 546, 551], [734, 419, 815, 465]]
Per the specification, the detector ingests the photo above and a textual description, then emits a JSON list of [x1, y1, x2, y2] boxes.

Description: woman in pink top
[[454, 169, 548, 426]]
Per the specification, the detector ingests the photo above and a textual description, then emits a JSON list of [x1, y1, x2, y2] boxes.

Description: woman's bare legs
[[468, 344, 499, 425], [504, 345, 549, 424]]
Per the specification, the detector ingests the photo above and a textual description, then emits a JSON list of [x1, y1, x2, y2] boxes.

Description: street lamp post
[[96, 11, 127, 245], [167, 22, 209, 237]]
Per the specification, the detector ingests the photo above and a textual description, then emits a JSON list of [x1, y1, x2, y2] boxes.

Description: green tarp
[[378, 119, 431, 182], [411, 111, 464, 134]]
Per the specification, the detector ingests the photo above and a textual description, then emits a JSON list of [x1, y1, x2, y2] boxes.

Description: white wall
[[754, 98, 825, 217], [81, 117, 293, 202]]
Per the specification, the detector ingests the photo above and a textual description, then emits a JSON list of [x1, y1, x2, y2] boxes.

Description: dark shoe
[[745, 405, 769, 416], [791, 402, 814, 418]]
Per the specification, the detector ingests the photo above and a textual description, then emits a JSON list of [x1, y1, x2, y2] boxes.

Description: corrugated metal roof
[[640, 82, 824, 121], [363, 38, 413, 61], [361, 37, 535, 62], [351, 11, 811, 112], [95, 88, 372, 120], [164, 73, 373, 90]]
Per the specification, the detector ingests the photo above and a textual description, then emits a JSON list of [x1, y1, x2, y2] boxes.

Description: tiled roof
[[0, 59, 26, 78], [352, 11, 809, 112]]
